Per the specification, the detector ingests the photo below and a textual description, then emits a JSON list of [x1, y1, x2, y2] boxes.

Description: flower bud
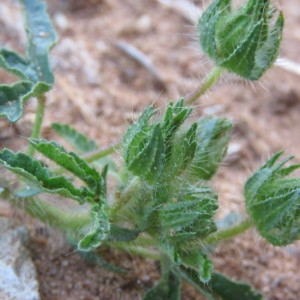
[[198, 0, 284, 80]]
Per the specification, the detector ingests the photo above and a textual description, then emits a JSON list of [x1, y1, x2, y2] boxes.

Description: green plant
[[0, 0, 298, 299]]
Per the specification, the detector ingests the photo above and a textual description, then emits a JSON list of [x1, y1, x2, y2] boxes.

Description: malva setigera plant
[[0, 0, 299, 299]]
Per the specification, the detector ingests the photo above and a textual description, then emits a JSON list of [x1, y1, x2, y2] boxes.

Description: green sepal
[[189, 117, 232, 180], [245, 152, 300, 245], [123, 105, 156, 160], [161, 99, 192, 158], [78, 203, 110, 251], [29, 139, 102, 195], [159, 186, 218, 247], [163, 122, 198, 178], [0, 0, 57, 122], [126, 124, 165, 182], [198, 0, 230, 62], [198, 0, 284, 80], [180, 267, 264, 300], [0, 149, 93, 204], [51, 123, 98, 154]]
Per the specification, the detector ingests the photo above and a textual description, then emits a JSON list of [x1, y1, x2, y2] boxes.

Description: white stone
[[0, 217, 40, 300]]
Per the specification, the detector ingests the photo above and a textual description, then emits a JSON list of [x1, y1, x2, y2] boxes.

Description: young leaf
[[78, 203, 110, 251], [180, 252, 213, 283], [29, 139, 102, 194], [0, 149, 93, 204], [0, 0, 57, 122], [189, 117, 232, 180], [51, 123, 98, 154], [245, 152, 300, 245]]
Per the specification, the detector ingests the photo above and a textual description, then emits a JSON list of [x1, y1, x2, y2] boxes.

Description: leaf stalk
[[185, 66, 223, 105], [205, 218, 252, 244], [27, 95, 46, 156]]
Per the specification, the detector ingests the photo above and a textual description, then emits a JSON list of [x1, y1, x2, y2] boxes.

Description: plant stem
[[204, 218, 252, 244], [110, 176, 141, 220], [185, 66, 223, 105], [8, 193, 90, 238], [27, 95, 46, 156], [109, 242, 160, 260], [83, 142, 121, 163]]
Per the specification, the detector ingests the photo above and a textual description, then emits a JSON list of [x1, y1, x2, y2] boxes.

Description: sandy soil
[[1, 0, 300, 299]]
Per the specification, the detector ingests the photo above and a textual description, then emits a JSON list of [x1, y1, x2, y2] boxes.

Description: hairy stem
[[205, 218, 252, 244], [110, 176, 141, 221], [108, 241, 159, 260], [83, 142, 121, 163], [6, 192, 90, 238], [27, 95, 46, 156], [185, 67, 223, 105]]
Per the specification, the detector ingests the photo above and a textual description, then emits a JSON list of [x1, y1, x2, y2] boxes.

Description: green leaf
[[180, 268, 264, 300], [209, 272, 264, 300], [180, 252, 213, 283], [245, 152, 300, 245], [0, 149, 92, 204], [0, 49, 30, 79], [51, 123, 98, 154], [198, 0, 284, 80], [0, 0, 57, 122], [179, 267, 216, 300], [22, 0, 57, 83], [29, 139, 102, 194], [78, 203, 110, 251], [0, 81, 34, 122], [189, 117, 232, 180]]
